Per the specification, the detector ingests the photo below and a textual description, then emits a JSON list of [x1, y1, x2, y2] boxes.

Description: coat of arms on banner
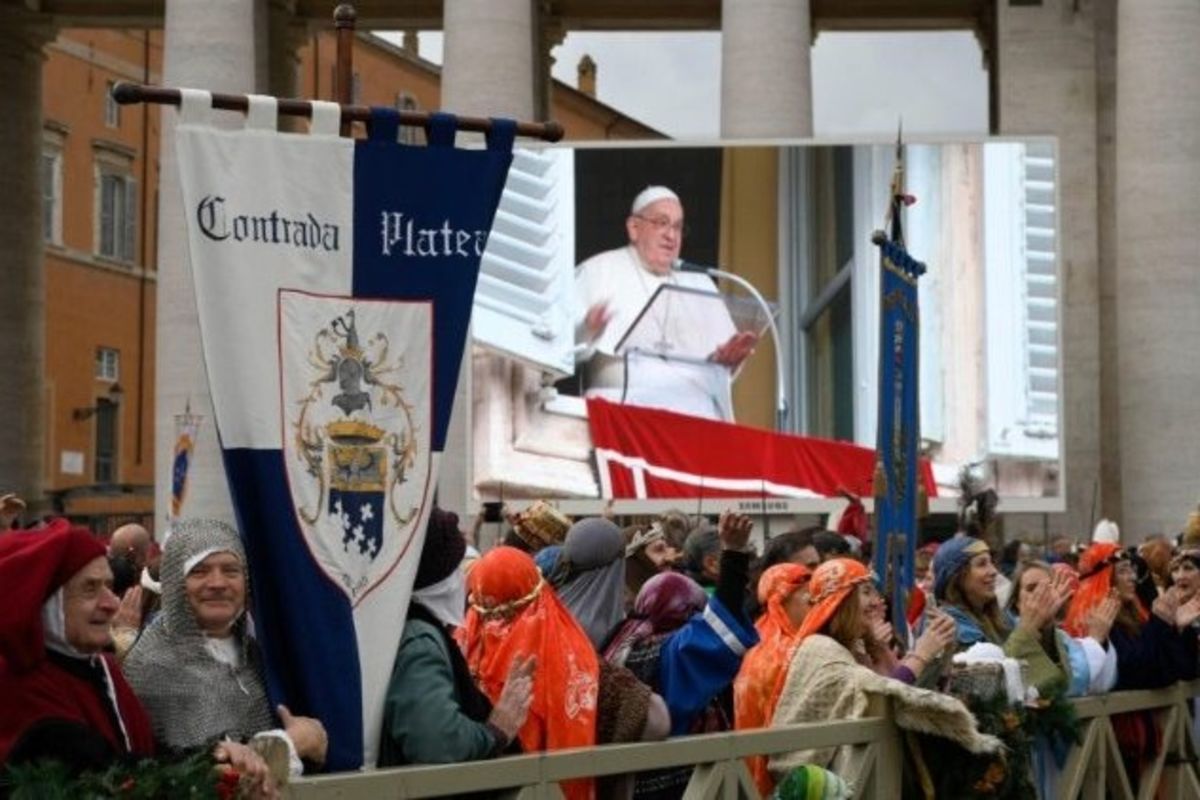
[[280, 291, 432, 603]]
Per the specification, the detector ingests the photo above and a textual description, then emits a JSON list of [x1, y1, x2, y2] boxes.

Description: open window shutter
[[123, 177, 138, 262], [983, 142, 1059, 461], [1020, 142, 1059, 442], [100, 174, 115, 257], [42, 154, 55, 239], [472, 148, 576, 376]]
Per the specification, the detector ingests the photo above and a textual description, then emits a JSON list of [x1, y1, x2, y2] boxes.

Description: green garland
[[0, 750, 238, 800], [913, 682, 1081, 799]]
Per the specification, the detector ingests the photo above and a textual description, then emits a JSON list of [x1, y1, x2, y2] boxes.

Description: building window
[[96, 169, 136, 262], [396, 92, 423, 145], [96, 347, 120, 382], [105, 81, 121, 128], [802, 147, 856, 442], [94, 398, 118, 483], [42, 149, 63, 245]]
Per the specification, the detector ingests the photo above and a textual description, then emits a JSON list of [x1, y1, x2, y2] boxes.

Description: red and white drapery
[[586, 398, 937, 500]]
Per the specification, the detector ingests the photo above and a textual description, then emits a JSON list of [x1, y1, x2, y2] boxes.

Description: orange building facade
[[39, 28, 657, 533]]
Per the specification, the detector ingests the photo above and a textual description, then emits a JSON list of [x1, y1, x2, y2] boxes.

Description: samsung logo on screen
[[196, 195, 341, 252], [380, 211, 489, 258]]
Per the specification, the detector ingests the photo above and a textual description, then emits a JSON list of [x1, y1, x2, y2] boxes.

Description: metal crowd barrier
[[287, 680, 1200, 799]]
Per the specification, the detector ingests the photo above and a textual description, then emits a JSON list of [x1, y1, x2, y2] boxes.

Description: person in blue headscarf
[[932, 535, 1015, 649]]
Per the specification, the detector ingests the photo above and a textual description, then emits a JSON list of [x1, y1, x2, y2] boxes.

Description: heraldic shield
[[280, 290, 432, 604]]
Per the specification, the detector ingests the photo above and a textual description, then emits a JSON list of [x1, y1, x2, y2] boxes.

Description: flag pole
[[872, 120, 925, 632]]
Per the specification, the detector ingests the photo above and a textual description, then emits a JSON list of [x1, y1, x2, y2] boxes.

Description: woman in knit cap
[[547, 516, 628, 649], [379, 509, 533, 768], [769, 558, 999, 781], [733, 563, 812, 796], [459, 546, 668, 800]]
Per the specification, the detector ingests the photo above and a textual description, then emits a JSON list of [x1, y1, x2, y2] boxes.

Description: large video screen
[[469, 140, 1063, 514]]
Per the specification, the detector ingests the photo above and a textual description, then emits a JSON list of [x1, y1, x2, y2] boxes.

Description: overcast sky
[[394, 30, 988, 140]]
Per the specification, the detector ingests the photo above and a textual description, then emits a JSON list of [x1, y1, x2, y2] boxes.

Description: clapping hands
[[1018, 569, 1073, 634]]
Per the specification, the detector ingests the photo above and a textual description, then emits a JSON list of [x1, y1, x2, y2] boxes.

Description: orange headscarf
[[459, 547, 598, 799], [1063, 542, 1147, 637], [734, 563, 812, 796], [794, 558, 876, 641]]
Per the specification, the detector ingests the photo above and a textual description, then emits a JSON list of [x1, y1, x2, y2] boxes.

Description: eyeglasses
[[634, 214, 687, 237]]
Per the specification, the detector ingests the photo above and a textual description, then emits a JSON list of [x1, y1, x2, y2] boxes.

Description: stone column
[[441, 0, 537, 517], [1094, 0, 1120, 523], [0, 9, 53, 508], [1115, 2, 1200, 535], [996, 3, 1102, 541], [442, 0, 536, 119], [720, 0, 812, 137], [266, 0, 306, 132], [267, 0, 304, 101], [154, 0, 264, 530]]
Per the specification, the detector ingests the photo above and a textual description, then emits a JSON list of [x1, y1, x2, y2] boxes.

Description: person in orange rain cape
[[733, 562, 812, 796], [459, 546, 668, 800]]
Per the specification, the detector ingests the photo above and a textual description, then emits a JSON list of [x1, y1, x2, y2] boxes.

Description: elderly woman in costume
[[547, 516, 628, 649], [123, 519, 327, 776], [0, 520, 273, 795], [733, 563, 812, 796], [379, 509, 533, 768], [768, 558, 1000, 782], [460, 546, 668, 800]]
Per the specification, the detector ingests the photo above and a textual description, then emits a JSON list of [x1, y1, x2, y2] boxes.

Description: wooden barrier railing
[[286, 681, 1200, 800]]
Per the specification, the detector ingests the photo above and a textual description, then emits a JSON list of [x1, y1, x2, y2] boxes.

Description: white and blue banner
[[174, 91, 515, 768]]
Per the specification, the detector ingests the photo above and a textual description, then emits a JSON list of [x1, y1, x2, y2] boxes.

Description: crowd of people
[[3, 491, 1200, 799]]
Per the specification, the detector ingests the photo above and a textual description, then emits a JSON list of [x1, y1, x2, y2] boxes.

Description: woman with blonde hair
[[769, 559, 997, 781]]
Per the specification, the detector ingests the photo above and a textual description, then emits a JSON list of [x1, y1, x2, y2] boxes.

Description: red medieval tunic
[[0, 522, 155, 765]]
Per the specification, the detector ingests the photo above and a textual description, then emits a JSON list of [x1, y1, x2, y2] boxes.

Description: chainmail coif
[[123, 519, 275, 749]]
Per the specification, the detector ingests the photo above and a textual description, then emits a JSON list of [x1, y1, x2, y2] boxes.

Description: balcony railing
[[287, 679, 1200, 799]]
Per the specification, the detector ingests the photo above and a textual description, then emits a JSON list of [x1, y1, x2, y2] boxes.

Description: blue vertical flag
[[173, 92, 514, 768], [871, 153, 926, 632]]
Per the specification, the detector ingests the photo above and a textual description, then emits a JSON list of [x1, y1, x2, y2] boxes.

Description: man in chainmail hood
[[123, 518, 326, 774]]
